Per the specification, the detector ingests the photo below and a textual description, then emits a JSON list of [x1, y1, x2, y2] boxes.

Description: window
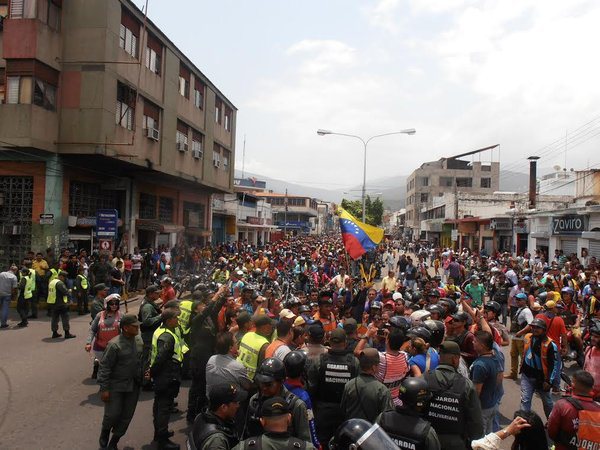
[[119, 7, 140, 58], [158, 197, 174, 222], [419, 176, 429, 187], [139, 193, 157, 219], [222, 149, 230, 169], [179, 64, 190, 98], [176, 121, 188, 151], [192, 131, 203, 159], [224, 107, 232, 131], [9, 0, 35, 18], [69, 181, 119, 218], [213, 143, 221, 166], [456, 177, 473, 188], [143, 99, 160, 136], [144, 32, 162, 75], [482, 165, 492, 172], [6, 59, 59, 108], [33, 79, 56, 110], [0, 69, 5, 103], [439, 176, 454, 187], [420, 193, 428, 203], [183, 201, 205, 228], [194, 78, 204, 109], [481, 177, 491, 188], [215, 97, 222, 124], [36, 0, 61, 30], [116, 82, 136, 130]]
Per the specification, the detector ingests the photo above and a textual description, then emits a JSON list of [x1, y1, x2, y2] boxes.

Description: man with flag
[[338, 208, 384, 260]]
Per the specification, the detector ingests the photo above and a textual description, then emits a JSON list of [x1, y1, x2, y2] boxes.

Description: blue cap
[[523, 276, 532, 282], [516, 293, 528, 300]]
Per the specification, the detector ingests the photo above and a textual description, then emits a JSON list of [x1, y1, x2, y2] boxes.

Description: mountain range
[[234, 169, 532, 211]]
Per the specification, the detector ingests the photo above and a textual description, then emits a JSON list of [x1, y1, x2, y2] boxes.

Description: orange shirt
[[314, 311, 337, 332]]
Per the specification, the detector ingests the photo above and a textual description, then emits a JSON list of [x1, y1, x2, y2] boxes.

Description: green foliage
[[340, 195, 384, 226]]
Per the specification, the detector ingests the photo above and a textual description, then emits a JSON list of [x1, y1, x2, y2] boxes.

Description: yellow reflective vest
[[49, 268, 58, 281], [237, 331, 269, 380], [47, 278, 61, 304], [178, 300, 193, 335], [150, 327, 184, 366]]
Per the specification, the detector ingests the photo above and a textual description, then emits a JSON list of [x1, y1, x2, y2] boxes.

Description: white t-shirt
[[131, 254, 143, 270], [0, 271, 18, 297]]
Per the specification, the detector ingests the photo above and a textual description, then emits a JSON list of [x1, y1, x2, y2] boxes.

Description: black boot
[[92, 360, 99, 379], [107, 435, 120, 450], [64, 332, 76, 339], [99, 429, 110, 448], [157, 438, 179, 450], [52, 332, 62, 338]]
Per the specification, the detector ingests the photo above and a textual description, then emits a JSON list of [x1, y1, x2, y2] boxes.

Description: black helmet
[[536, 291, 548, 303], [411, 291, 423, 302], [283, 351, 307, 379], [439, 298, 457, 314], [423, 319, 446, 347], [299, 305, 311, 314], [388, 315, 410, 332], [399, 377, 431, 407], [530, 318, 547, 331], [254, 358, 286, 383], [589, 319, 600, 335], [426, 304, 444, 317], [484, 301, 502, 316], [407, 326, 432, 343], [329, 419, 398, 450]]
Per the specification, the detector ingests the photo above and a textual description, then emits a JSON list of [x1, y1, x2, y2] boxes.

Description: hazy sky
[[143, 0, 600, 190]]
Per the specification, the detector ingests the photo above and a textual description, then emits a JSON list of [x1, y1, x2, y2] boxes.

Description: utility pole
[[284, 189, 288, 237]]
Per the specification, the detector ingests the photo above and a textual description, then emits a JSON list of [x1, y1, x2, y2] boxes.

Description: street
[[0, 297, 559, 450]]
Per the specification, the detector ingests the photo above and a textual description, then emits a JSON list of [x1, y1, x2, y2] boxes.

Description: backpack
[[561, 397, 600, 450]]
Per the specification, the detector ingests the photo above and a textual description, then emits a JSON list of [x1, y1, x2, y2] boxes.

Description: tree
[[340, 195, 384, 227]]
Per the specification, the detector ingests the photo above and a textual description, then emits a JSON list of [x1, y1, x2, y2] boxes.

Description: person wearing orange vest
[[520, 318, 561, 418], [265, 321, 293, 360], [313, 292, 337, 334], [86, 294, 122, 379]]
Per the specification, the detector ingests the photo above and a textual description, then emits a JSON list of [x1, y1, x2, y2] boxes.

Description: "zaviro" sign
[[551, 215, 586, 235]]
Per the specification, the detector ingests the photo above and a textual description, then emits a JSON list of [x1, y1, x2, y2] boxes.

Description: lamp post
[[317, 128, 415, 223]]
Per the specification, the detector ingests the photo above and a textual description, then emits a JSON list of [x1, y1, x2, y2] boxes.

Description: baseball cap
[[308, 323, 325, 340], [343, 318, 358, 333], [120, 314, 140, 327], [392, 292, 403, 301], [293, 316, 306, 327], [439, 341, 461, 355], [515, 293, 528, 301], [532, 302, 542, 311], [384, 300, 396, 308], [145, 285, 159, 294], [318, 296, 333, 305], [279, 309, 296, 320], [236, 311, 252, 326], [330, 328, 347, 344], [450, 312, 469, 322], [545, 300, 557, 309], [359, 348, 380, 366], [260, 396, 290, 417], [94, 283, 109, 293], [209, 383, 244, 409]]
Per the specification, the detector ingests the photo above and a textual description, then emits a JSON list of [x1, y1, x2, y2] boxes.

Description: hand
[[504, 416, 531, 437], [542, 381, 551, 392], [100, 391, 110, 402], [366, 324, 378, 339], [85, 344, 92, 352]]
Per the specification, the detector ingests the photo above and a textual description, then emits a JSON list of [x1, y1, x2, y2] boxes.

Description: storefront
[[552, 214, 587, 258], [490, 218, 512, 254]]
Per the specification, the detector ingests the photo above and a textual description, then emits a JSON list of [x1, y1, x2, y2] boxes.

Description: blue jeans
[[520, 373, 554, 418], [481, 405, 497, 435], [0, 295, 10, 325]]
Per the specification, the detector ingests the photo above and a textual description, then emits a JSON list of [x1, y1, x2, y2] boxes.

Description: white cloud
[[368, 0, 402, 33], [285, 40, 357, 75]]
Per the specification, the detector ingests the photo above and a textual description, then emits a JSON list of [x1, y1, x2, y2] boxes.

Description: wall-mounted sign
[[552, 215, 586, 236]]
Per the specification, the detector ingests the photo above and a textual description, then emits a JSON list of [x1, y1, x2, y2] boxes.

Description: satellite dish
[[553, 164, 562, 171]]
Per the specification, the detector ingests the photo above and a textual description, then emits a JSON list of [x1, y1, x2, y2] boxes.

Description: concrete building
[[0, 0, 235, 266], [574, 169, 600, 206], [255, 192, 318, 236], [405, 145, 500, 239], [538, 169, 576, 197]]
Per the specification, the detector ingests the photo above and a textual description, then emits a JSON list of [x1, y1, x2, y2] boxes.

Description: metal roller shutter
[[589, 240, 600, 260], [560, 239, 577, 256]]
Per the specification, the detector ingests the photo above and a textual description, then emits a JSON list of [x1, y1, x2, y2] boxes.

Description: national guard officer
[[23, 259, 37, 318], [307, 328, 359, 446], [97, 314, 144, 450], [234, 396, 315, 450], [340, 348, 393, 423], [91, 283, 110, 320], [376, 377, 441, 450], [150, 309, 183, 450], [244, 358, 311, 443], [329, 418, 399, 450], [47, 270, 76, 339], [139, 285, 163, 389], [423, 341, 483, 450], [74, 264, 90, 315], [188, 383, 242, 450], [237, 315, 274, 381]]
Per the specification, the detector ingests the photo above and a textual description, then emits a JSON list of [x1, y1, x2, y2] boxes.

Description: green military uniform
[[232, 432, 315, 450], [25, 268, 37, 317], [191, 410, 238, 450], [97, 333, 144, 443], [90, 296, 105, 321], [17, 273, 29, 325], [47, 277, 71, 336], [74, 273, 89, 314], [340, 373, 393, 423], [138, 297, 163, 387], [151, 326, 183, 443]]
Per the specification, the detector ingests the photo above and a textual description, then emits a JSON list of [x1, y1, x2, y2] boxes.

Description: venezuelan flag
[[338, 208, 384, 259]]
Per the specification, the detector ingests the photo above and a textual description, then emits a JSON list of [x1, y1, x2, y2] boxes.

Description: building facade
[[255, 192, 318, 236], [0, 0, 236, 266], [405, 146, 500, 239]]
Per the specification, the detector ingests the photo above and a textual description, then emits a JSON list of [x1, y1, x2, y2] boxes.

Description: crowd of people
[[1, 237, 599, 450]]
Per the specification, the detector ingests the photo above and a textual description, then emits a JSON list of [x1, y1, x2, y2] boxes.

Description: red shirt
[[535, 312, 568, 349], [160, 286, 176, 302], [547, 394, 600, 450]]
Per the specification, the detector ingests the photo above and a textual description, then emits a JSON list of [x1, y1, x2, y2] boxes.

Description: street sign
[[96, 209, 118, 237], [39, 213, 54, 225], [451, 229, 458, 241], [99, 240, 112, 252]]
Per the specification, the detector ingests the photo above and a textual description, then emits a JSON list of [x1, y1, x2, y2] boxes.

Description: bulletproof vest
[[423, 370, 466, 435], [244, 435, 306, 450], [246, 391, 301, 438], [138, 300, 160, 332], [192, 413, 238, 450], [316, 352, 358, 403], [493, 285, 509, 304], [378, 410, 431, 450]]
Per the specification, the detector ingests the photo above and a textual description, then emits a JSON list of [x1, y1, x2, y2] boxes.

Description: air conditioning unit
[[145, 127, 159, 141], [176, 142, 188, 152], [213, 159, 221, 168], [192, 149, 203, 159]]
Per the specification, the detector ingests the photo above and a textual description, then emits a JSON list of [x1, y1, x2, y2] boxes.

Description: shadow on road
[[80, 392, 103, 407], [82, 377, 97, 386], [41, 337, 68, 343]]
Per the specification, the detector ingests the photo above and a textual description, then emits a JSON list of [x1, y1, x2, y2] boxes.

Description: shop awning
[[237, 222, 278, 229], [185, 228, 212, 237], [136, 220, 185, 233]]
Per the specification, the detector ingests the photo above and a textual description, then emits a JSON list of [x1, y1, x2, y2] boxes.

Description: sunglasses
[[107, 301, 119, 306]]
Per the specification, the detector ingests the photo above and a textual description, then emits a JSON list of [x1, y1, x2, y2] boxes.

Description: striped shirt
[[376, 351, 410, 406]]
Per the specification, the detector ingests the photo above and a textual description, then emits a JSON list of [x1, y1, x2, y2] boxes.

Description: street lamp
[[317, 128, 416, 222]]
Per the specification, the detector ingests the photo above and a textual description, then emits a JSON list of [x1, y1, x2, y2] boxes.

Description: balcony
[[0, 103, 58, 151], [3, 18, 62, 71]]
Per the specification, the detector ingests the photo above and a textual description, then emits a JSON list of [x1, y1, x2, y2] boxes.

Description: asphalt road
[[0, 296, 558, 450]]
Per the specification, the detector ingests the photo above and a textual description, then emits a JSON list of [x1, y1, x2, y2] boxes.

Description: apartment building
[[0, 0, 236, 265], [255, 192, 318, 236], [405, 145, 500, 239]]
